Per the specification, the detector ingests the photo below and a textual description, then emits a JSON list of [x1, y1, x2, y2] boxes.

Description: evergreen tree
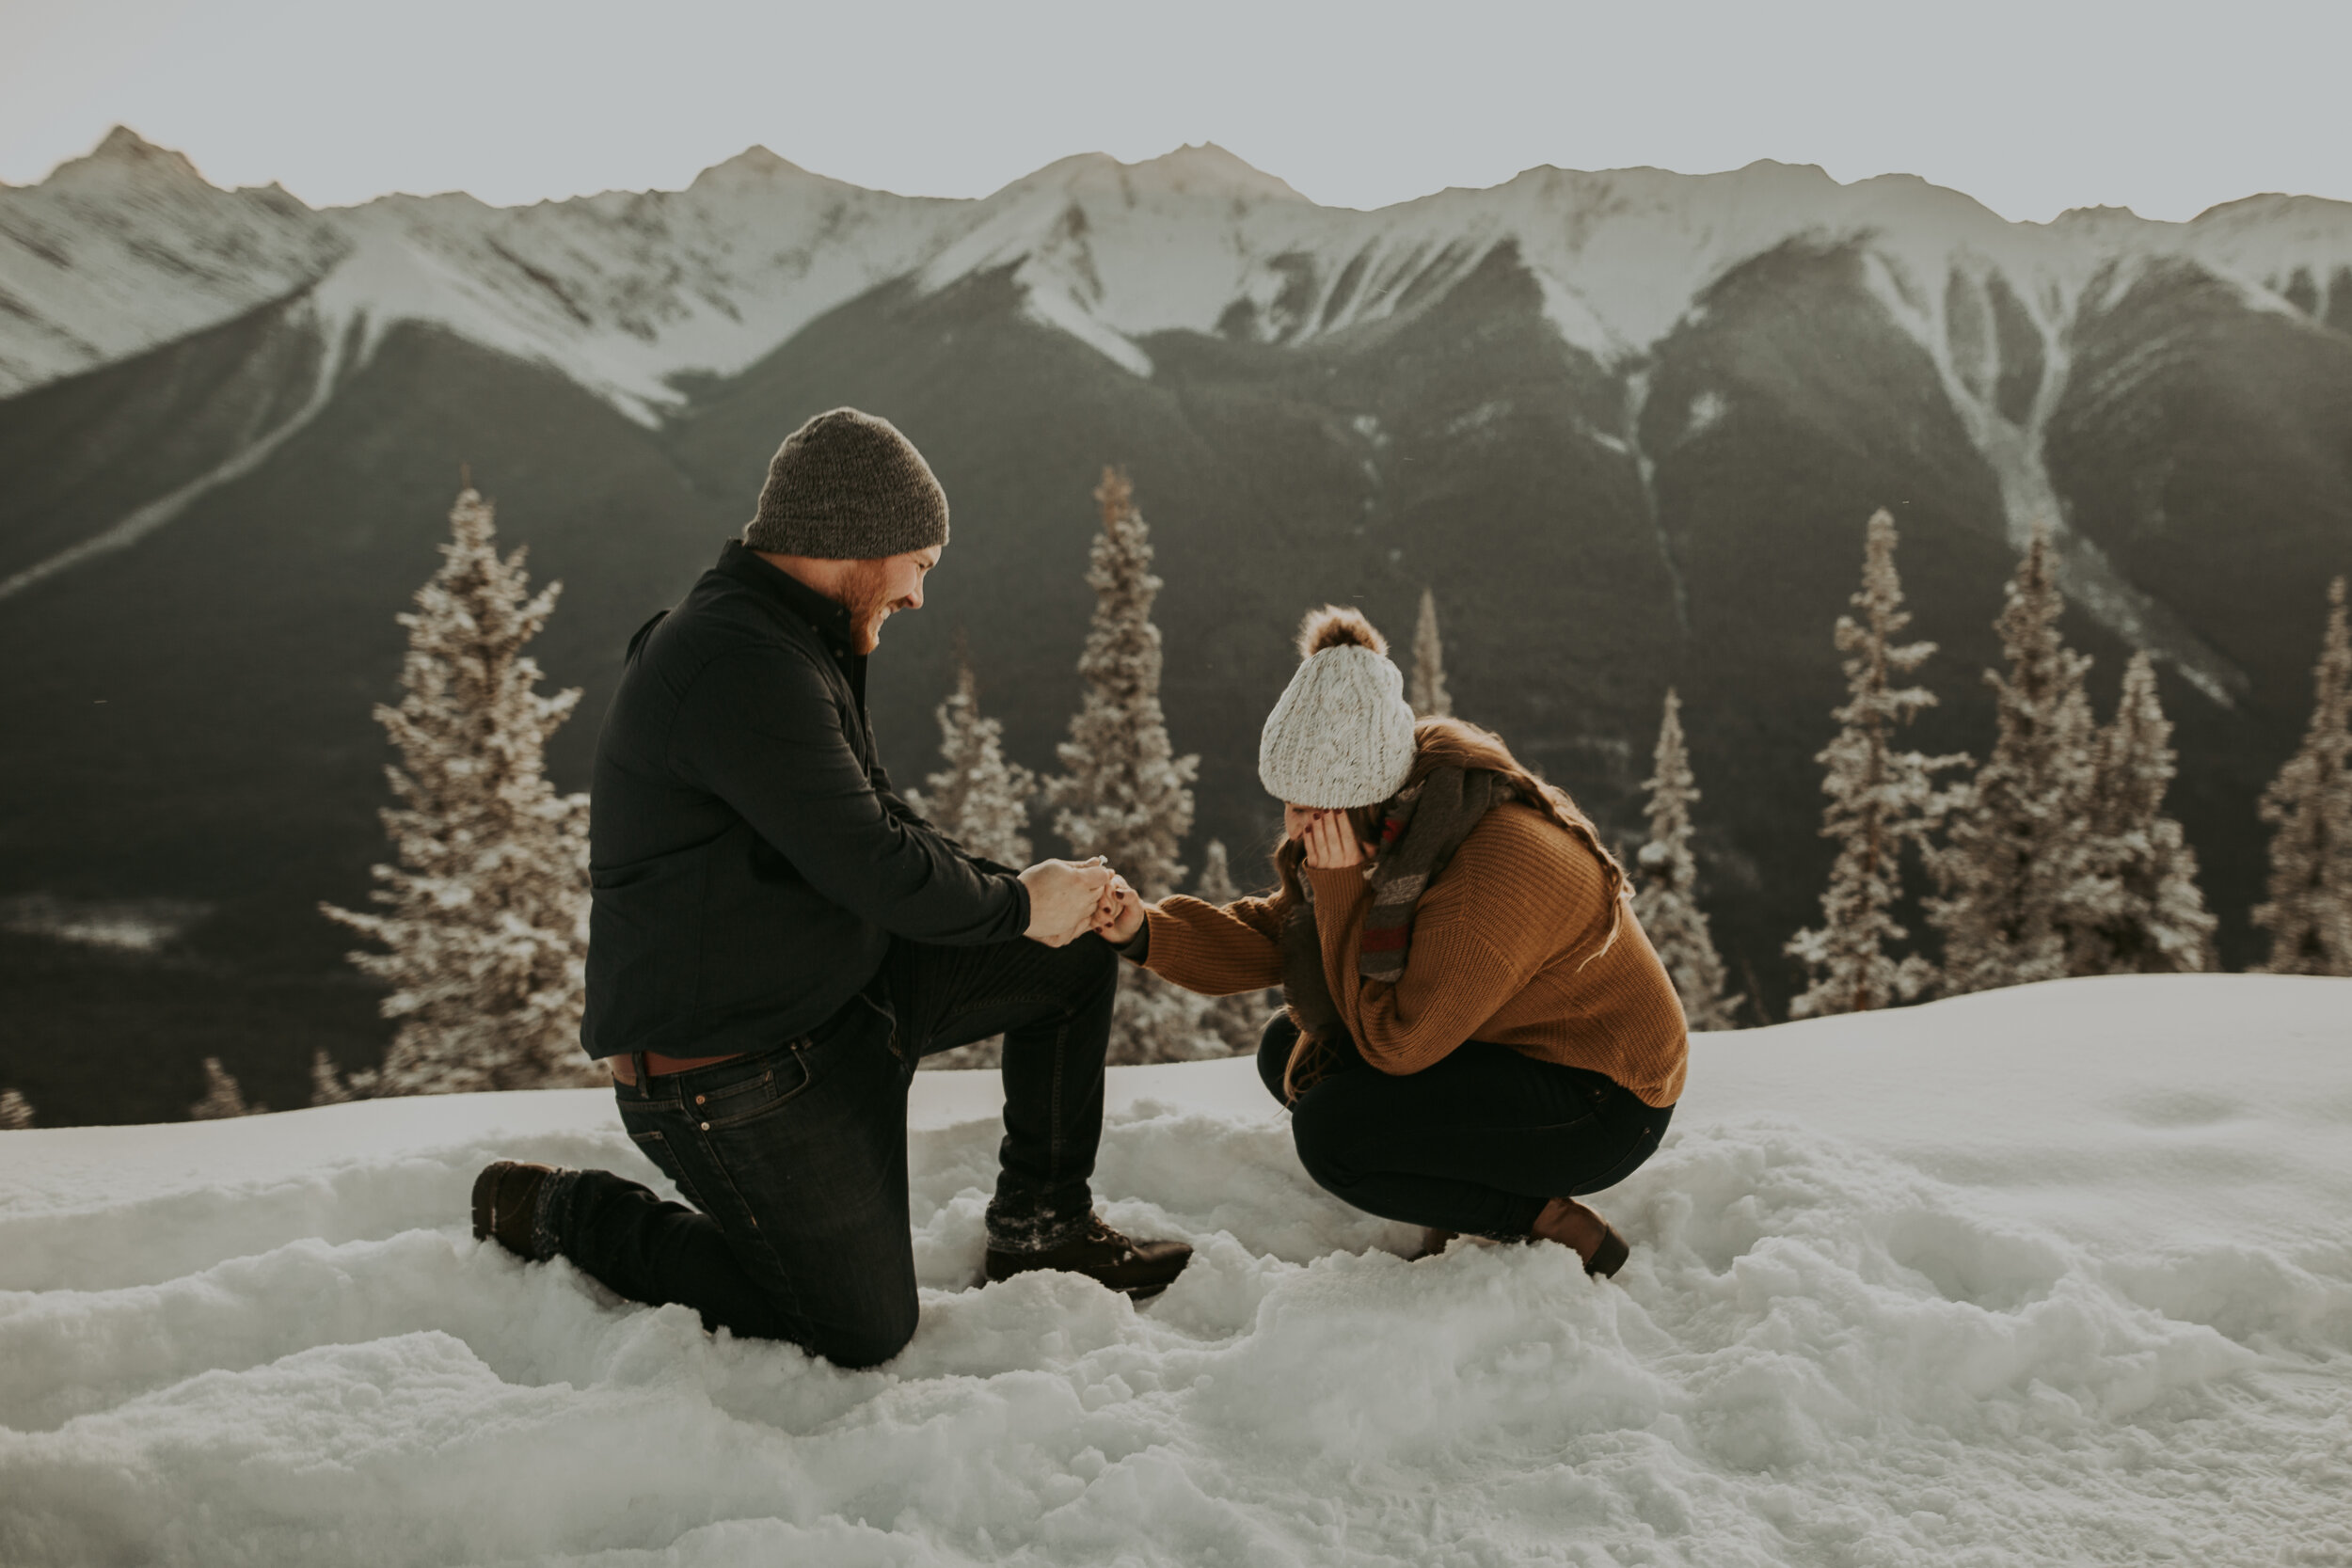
[[903, 655, 1040, 1073], [1632, 689, 1740, 1030], [1049, 468, 1200, 897], [1787, 511, 1967, 1017], [321, 485, 602, 1095], [2253, 576, 2352, 974], [904, 653, 1038, 865], [1928, 526, 2103, 995], [189, 1057, 260, 1119], [0, 1088, 33, 1130], [2067, 652, 2217, 975], [1047, 467, 1218, 1062], [309, 1049, 374, 1106], [1194, 839, 1277, 1053], [1408, 587, 1454, 719], [1194, 836, 1244, 907]]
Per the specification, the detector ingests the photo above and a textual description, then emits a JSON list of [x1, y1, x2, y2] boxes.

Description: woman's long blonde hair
[[1265, 713, 1631, 1101]]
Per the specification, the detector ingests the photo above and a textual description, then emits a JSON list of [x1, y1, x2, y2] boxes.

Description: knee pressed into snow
[[816, 1308, 917, 1370]]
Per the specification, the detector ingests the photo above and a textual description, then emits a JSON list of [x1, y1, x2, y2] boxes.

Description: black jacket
[[580, 541, 1030, 1059]]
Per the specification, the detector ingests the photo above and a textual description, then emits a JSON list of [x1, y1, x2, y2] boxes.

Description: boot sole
[[470, 1164, 501, 1243], [984, 1257, 1191, 1299]]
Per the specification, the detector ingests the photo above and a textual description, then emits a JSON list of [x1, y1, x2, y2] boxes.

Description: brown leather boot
[[471, 1161, 569, 1262], [985, 1217, 1193, 1298], [1532, 1196, 1631, 1278]]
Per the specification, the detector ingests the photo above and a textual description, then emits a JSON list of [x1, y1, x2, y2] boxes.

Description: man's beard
[[841, 562, 898, 655]]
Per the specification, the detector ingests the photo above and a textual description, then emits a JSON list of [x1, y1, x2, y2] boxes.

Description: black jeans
[[559, 932, 1120, 1367], [1257, 1013, 1673, 1241]]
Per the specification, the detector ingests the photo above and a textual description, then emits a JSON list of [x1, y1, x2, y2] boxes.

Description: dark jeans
[[1257, 1012, 1673, 1241], [559, 932, 1120, 1367]]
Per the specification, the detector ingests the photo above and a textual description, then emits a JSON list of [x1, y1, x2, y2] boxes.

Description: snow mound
[[2, 975, 2347, 1565]]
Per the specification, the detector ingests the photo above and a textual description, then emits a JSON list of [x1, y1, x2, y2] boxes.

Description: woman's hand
[[1094, 873, 1148, 944], [1301, 809, 1368, 870]]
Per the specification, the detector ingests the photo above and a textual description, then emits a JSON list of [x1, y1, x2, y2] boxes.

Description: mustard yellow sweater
[[1140, 802, 1689, 1106]]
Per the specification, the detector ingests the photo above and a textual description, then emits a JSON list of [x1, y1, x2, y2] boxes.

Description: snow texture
[[2, 975, 2346, 1566]]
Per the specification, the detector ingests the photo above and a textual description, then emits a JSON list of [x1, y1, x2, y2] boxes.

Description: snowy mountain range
[[9, 130, 2351, 695], [14, 129, 2352, 407], [3, 128, 2349, 1115]]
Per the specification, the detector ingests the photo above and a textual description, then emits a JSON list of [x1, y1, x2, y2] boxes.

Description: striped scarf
[[1281, 767, 1502, 1045]]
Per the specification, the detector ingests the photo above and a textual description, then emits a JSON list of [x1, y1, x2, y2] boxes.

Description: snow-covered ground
[[2, 975, 2347, 1566]]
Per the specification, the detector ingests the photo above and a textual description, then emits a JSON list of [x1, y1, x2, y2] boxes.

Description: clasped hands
[[1020, 810, 1372, 948], [1017, 857, 1145, 947]]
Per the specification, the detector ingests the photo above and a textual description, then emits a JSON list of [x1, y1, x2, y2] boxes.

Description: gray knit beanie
[[743, 408, 949, 559], [1258, 607, 1419, 809]]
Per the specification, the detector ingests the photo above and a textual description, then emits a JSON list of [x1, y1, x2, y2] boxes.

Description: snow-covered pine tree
[[321, 485, 602, 1095], [1787, 511, 1967, 1018], [1927, 525, 2104, 996], [309, 1049, 376, 1106], [1047, 467, 1218, 1063], [188, 1057, 260, 1119], [1632, 689, 1740, 1030], [2067, 652, 2217, 975], [2252, 576, 2352, 975], [1408, 587, 1454, 719], [1194, 838, 1276, 1053], [1050, 468, 1200, 897], [902, 652, 1041, 1072], [904, 653, 1038, 865], [0, 1088, 33, 1129]]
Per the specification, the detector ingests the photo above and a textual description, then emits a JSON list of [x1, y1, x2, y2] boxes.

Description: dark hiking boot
[[471, 1160, 571, 1262], [1584, 1223, 1631, 1279], [1532, 1196, 1632, 1279], [985, 1217, 1193, 1299]]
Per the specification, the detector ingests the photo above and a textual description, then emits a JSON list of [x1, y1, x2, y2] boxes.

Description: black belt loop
[[630, 1051, 651, 1089]]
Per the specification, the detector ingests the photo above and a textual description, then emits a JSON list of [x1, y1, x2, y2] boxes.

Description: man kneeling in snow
[[470, 408, 1190, 1366]]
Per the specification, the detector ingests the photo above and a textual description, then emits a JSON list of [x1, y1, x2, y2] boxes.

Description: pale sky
[[3, 0, 2346, 224]]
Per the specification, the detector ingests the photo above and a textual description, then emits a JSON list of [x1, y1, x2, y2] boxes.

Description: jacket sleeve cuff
[[1303, 863, 1372, 913], [1112, 921, 1152, 962]]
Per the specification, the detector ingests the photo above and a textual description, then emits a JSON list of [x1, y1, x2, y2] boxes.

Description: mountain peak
[[1128, 142, 1306, 202], [688, 144, 841, 194], [1000, 143, 1307, 206], [2189, 190, 2352, 229], [48, 126, 210, 190]]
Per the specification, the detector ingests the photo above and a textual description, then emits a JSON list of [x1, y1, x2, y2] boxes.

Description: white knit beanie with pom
[[1258, 607, 1419, 808]]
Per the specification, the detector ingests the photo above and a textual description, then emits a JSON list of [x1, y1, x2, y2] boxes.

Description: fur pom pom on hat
[[1258, 606, 1419, 808]]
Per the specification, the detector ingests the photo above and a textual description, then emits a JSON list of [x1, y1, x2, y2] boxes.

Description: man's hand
[[1302, 810, 1369, 870], [1021, 857, 1115, 946], [1091, 873, 1147, 945]]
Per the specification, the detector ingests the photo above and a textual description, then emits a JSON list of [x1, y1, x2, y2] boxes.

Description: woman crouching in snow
[[1098, 607, 1687, 1276]]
